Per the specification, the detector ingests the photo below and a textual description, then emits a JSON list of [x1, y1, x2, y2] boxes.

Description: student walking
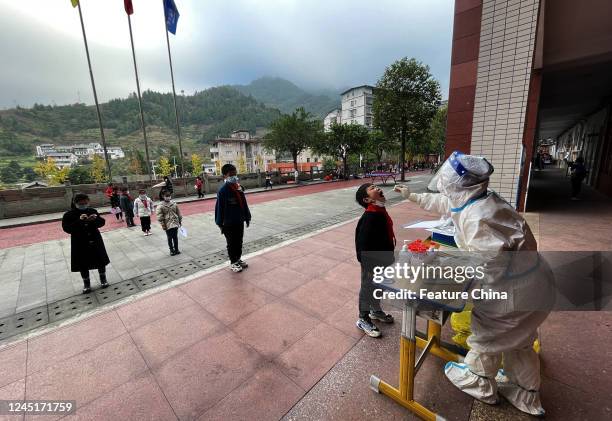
[[110, 186, 123, 223], [354, 183, 396, 337], [215, 164, 251, 273], [570, 156, 588, 200], [120, 187, 136, 227], [195, 176, 204, 198], [133, 189, 154, 235], [156, 189, 183, 256], [265, 172, 273, 190], [62, 193, 110, 294], [159, 176, 174, 201]]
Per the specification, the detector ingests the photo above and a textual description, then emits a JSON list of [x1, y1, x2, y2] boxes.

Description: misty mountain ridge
[[233, 76, 341, 117]]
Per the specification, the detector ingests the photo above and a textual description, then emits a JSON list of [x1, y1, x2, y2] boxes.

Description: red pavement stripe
[[0, 179, 367, 249]]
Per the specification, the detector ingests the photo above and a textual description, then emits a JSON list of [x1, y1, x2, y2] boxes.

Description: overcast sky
[[0, 0, 453, 109]]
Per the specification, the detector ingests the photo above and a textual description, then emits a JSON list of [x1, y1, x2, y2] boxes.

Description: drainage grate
[[0, 306, 49, 341], [48, 293, 97, 323], [132, 269, 173, 291], [0, 205, 371, 342], [167, 261, 203, 278], [95, 280, 139, 304]]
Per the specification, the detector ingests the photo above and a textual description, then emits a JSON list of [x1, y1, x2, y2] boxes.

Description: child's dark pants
[[223, 224, 244, 264], [359, 266, 382, 319], [140, 216, 151, 232], [166, 227, 179, 252]]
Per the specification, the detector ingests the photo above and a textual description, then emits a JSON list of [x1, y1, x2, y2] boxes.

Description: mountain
[[233, 77, 340, 117], [0, 86, 282, 162]]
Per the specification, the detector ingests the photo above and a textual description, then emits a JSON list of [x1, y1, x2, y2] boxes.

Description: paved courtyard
[[0, 168, 609, 420], [0, 177, 429, 319]]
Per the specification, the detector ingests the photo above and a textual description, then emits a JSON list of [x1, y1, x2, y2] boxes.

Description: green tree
[[264, 107, 322, 170], [0, 161, 22, 183], [373, 57, 441, 181], [364, 130, 399, 167], [128, 148, 146, 175], [22, 167, 37, 182], [423, 105, 447, 157], [158, 156, 173, 177], [313, 123, 369, 179], [68, 166, 94, 185]]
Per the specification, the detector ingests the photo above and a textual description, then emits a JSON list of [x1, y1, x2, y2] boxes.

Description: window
[[306, 158, 310, 163]]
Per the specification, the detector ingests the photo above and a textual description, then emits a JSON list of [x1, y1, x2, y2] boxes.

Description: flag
[[124, 0, 133, 15], [163, 0, 179, 35], [71, 0, 79, 7]]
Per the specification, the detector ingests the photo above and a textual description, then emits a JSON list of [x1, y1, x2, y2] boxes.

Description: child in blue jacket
[[215, 164, 251, 272]]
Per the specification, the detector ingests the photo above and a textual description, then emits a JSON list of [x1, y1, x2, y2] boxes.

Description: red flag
[[124, 0, 134, 15]]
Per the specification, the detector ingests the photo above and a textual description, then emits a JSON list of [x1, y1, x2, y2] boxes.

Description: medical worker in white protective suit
[[395, 151, 554, 417]]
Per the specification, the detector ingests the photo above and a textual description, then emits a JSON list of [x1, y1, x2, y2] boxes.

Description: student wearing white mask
[[156, 189, 183, 256], [133, 189, 154, 236]]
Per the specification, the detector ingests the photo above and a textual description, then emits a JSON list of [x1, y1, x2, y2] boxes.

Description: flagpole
[[76, 2, 112, 181], [162, 2, 185, 177], [127, 13, 152, 181]]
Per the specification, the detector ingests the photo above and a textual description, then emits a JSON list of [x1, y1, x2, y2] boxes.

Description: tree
[[50, 166, 70, 185], [128, 148, 146, 175], [264, 107, 322, 170], [191, 153, 203, 176], [158, 156, 172, 177], [0, 161, 22, 183], [90, 155, 107, 183], [68, 166, 94, 185], [373, 57, 441, 181], [364, 130, 399, 168], [22, 167, 37, 182], [312, 123, 369, 178], [237, 153, 247, 174], [423, 105, 447, 158], [35, 157, 57, 180]]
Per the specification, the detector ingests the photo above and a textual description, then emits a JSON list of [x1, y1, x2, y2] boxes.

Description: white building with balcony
[[340, 85, 375, 129], [323, 85, 375, 131], [210, 130, 275, 174], [323, 108, 341, 132]]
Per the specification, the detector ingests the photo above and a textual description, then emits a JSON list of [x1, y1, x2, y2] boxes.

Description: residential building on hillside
[[46, 152, 78, 168], [340, 85, 375, 129], [323, 109, 341, 132], [323, 85, 375, 131], [35, 142, 124, 160], [210, 130, 275, 174]]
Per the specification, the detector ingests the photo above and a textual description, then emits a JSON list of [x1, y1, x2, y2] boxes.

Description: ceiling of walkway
[[536, 0, 612, 140]]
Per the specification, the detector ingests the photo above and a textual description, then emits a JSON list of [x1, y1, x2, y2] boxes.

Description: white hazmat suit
[[396, 151, 552, 416]]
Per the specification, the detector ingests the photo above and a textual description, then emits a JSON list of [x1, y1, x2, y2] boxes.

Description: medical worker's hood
[[432, 151, 494, 206]]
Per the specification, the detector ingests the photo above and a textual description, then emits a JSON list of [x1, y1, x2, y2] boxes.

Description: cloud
[[0, 0, 453, 108]]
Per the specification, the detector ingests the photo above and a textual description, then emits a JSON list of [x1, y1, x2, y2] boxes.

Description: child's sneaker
[[356, 318, 381, 338], [369, 311, 394, 324], [238, 259, 248, 268], [82, 287, 92, 294], [230, 262, 243, 273]]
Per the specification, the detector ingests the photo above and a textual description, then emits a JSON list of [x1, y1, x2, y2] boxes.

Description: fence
[[0, 169, 325, 219]]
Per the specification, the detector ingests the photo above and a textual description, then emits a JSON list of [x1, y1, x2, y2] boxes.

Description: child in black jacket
[[355, 183, 396, 337]]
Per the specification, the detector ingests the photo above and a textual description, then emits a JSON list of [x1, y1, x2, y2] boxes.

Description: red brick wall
[[445, 0, 483, 157]]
